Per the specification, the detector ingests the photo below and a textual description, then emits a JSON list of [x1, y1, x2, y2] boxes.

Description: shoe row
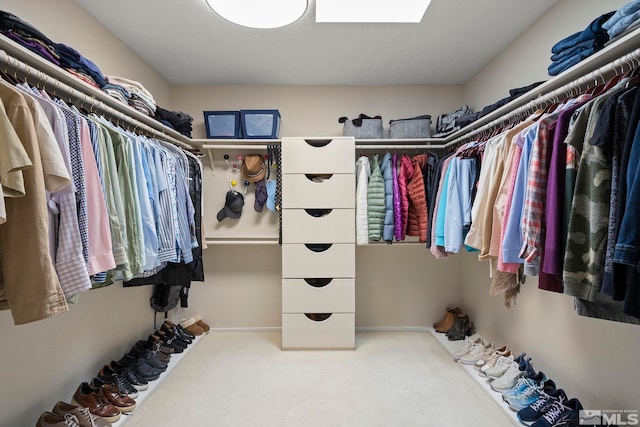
[[452, 337, 584, 427], [35, 317, 210, 427], [432, 306, 476, 341]]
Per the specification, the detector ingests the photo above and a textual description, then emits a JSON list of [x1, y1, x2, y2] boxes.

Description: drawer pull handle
[[304, 278, 333, 287], [305, 243, 332, 252], [305, 313, 332, 322], [304, 209, 332, 217], [304, 139, 331, 147], [305, 174, 333, 182]]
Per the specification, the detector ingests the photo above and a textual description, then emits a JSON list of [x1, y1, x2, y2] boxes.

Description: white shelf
[[112, 333, 206, 426], [0, 35, 193, 149], [428, 328, 521, 427]]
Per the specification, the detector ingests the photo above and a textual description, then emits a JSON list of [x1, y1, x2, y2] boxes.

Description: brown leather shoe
[[72, 382, 121, 423], [434, 307, 462, 333], [51, 401, 112, 427], [36, 412, 81, 427], [97, 383, 137, 414]]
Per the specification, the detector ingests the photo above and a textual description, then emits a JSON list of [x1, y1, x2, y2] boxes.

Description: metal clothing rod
[[0, 48, 195, 151], [202, 144, 270, 150], [446, 46, 640, 148], [355, 144, 438, 150]]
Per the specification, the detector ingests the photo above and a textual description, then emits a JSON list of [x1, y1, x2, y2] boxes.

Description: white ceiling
[[73, 0, 559, 86]]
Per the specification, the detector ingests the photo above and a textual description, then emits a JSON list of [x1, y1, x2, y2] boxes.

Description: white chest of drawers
[[280, 137, 355, 350]]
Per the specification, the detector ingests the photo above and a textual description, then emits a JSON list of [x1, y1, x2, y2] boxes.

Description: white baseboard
[[356, 326, 431, 332], [208, 326, 431, 333], [210, 327, 282, 332]]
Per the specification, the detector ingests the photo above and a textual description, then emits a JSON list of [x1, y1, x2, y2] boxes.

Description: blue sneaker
[[506, 379, 556, 412], [502, 372, 547, 400], [517, 389, 567, 425], [530, 397, 582, 427]]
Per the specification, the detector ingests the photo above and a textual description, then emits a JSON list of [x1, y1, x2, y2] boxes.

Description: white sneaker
[[483, 354, 515, 379], [460, 342, 494, 365], [476, 346, 510, 373], [452, 337, 484, 360], [490, 362, 524, 392], [475, 345, 509, 369]]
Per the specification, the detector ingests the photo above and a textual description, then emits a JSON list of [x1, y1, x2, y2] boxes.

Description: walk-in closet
[[2, 1, 640, 426]]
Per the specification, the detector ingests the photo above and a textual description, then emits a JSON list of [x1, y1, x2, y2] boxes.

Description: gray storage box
[[389, 116, 432, 138], [340, 115, 383, 139]]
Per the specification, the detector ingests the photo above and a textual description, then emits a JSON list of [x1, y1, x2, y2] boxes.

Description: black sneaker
[[130, 345, 171, 364], [124, 350, 168, 372], [107, 361, 149, 391], [160, 323, 193, 345], [113, 357, 161, 382], [136, 339, 174, 356], [153, 331, 189, 351]]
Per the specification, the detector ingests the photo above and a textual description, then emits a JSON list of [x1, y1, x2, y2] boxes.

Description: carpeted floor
[[119, 331, 515, 427]]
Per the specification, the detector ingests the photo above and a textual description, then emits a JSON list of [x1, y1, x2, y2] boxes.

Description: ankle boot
[[446, 314, 470, 341], [434, 307, 462, 332]]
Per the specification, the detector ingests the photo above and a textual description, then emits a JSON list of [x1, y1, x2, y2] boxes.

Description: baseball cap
[[216, 191, 244, 222]]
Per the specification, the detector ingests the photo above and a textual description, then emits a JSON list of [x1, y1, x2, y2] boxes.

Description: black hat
[[216, 191, 244, 222]]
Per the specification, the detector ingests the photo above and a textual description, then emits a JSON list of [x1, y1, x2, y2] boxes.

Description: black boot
[[446, 314, 470, 341]]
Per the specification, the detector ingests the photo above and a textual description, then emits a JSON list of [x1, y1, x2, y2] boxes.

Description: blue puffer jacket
[[381, 152, 395, 242]]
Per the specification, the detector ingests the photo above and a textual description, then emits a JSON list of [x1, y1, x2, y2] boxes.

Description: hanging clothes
[[381, 152, 395, 243], [367, 154, 385, 242], [355, 155, 371, 245], [407, 154, 428, 243], [397, 154, 412, 241], [0, 79, 70, 325]]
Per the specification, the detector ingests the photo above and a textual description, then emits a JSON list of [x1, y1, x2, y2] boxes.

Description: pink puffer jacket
[[398, 154, 413, 239]]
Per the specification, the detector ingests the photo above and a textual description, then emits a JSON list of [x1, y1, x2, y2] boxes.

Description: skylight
[[315, 0, 432, 23], [206, 0, 308, 29]]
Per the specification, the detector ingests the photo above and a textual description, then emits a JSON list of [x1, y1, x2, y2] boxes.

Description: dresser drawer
[[282, 313, 355, 349], [282, 243, 355, 278], [282, 278, 355, 313], [282, 209, 355, 243], [282, 173, 355, 209], [282, 137, 355, 174]]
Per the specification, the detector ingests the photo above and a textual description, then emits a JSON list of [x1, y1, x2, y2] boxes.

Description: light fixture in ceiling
[[205, 0, 308, 29], [316, 0, 432, 23]]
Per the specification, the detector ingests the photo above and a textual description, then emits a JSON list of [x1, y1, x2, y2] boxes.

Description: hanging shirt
[[502, 123, 538, 264], [0, 99, 32, 225], [0, 80, 69, 325], [443, 155, 476, 253]]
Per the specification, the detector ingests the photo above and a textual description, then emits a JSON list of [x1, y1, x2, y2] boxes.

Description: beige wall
[[1, 0, 172, 106], [172, 84, 462, 139], [460, 0, 640, 412]]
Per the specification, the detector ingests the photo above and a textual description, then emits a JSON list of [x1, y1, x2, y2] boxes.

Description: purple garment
[[542, 100, 590, 282], [537, 120, 564, 292], [2, 30, 60, 66], [393, 154, 403, 241]]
